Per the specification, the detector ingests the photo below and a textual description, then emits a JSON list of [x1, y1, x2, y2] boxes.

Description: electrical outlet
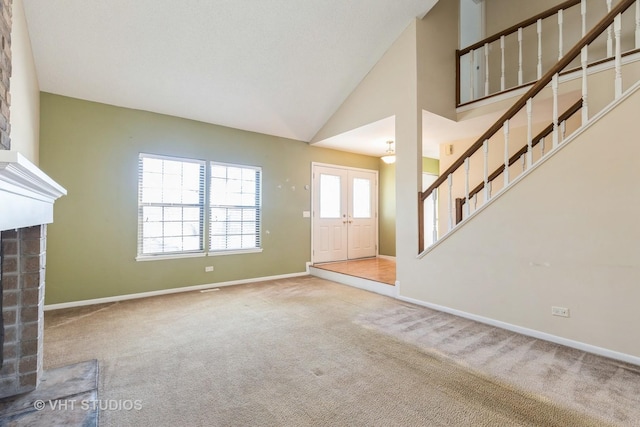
[[551, 306, 570, 317], [205, 266, 214, 272]]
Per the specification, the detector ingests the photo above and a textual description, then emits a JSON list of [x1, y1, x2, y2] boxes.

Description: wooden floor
[[312, 257, 396, 285]]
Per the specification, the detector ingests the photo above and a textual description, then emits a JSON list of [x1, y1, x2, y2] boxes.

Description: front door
[[312, 165, 377, 263]]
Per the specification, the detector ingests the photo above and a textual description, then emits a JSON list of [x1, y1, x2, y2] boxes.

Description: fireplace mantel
[[0, 151, 67, 231]]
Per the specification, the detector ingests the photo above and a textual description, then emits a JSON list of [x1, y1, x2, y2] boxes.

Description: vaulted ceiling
[[23, 0, 437, 144]]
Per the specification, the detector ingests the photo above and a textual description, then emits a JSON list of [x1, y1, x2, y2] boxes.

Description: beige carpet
[[43, 276, 632, 426]]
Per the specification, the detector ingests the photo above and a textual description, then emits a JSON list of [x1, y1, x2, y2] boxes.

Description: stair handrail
[[465, 98, 583, 203], [458, 0, 581, 57], [420, 0, 637, 252]]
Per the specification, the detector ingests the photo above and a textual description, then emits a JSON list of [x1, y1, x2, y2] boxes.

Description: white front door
[[312, 165, 377, 263]]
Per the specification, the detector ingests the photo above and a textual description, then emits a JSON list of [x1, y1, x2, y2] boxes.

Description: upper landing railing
[[457, 0, 640, 105], [419, 0, 640, 253]]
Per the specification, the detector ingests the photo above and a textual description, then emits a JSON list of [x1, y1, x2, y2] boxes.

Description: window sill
[[136, 252, 207, 262], [136, 248, 263, 261], [208, 248, 263, 257]]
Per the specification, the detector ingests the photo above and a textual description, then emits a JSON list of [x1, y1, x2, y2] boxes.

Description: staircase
[[419, 0, 640, 253], [402, 0, 640, 365]]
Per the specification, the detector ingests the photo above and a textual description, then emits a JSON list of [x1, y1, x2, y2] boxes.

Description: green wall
[[378, 160, 396, 256], [422, 157, 439, 175], [378, 156, 439, 257], [39, 93, 380, 304]]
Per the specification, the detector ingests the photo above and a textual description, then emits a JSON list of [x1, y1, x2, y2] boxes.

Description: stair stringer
[[402, 82, 640, 362]]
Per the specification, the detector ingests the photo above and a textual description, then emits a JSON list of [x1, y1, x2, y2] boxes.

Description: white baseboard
[[397, 295, 640, 367], [44, 271, 309, 311], [377, 254, 396, 261]]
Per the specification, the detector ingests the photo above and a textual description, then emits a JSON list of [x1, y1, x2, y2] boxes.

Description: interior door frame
[[311, 162, 379, 264]]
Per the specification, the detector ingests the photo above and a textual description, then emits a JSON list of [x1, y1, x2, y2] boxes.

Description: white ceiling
[[23, 0, 438, 146], [309, 111, 499, 160]]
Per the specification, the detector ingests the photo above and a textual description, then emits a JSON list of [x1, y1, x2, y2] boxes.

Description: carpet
[[42, 276, 627, 426]]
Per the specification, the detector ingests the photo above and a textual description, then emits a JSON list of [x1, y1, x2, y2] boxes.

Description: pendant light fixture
[[381, 140, 396, 164]]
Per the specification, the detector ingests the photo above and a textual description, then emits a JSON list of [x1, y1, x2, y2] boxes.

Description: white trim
[[421, 79, 640, 259], [377, 254, 396, 261], [311, 162, 380, 174], [0, 151, 67, 201], [397, 295, 640, 366], [0, 151, 67, 231], [136, 248, 263, 261], [44, 271, 309, 311], [136, 252, 207, 262], [309, 266, 396, 297], [208, 248, 263, 257]]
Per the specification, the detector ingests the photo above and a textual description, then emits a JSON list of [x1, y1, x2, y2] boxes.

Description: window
[[138, 154, 205, 257], [137, 154, 262, 259], [209, 163, 261, 252]]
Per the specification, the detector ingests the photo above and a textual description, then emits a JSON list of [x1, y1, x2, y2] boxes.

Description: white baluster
[[537, 19, 543, 79], [558, 9, 564, 60], [526, 98, 533, 168], [432, 188, 438, 244], [561, 120, 566, 142], [447, 173, 453, 231], [500, 35, 506, 91], [614, 13, 623, 99], [541, 137, 546, 157], [552, 73, 559, 149], [636, 0, 640, 49], [607, 0, 613, 57], [473, 193, 478, 210], [518, 28, 523, 85], [483, 139, 489, 202], [485, 43, 490, 96], [581, 46, 589, 123], [464, 158, 470, 217], [521, 155, 526, 173], [488, 182, 492, 200], [469, 49, 475, 101], [503, 120, 510, 186], [581, 0, 587, 37]]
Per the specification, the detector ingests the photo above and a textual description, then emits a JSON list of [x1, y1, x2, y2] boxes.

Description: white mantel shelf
[[0, 151, 67, 232]]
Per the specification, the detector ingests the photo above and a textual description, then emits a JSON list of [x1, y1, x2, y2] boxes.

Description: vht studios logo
[[34, 399, 143, 411]]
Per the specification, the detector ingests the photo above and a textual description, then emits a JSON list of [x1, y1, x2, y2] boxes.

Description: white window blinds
[[209, 162, 262, 252], [137, 154, 205, 256]]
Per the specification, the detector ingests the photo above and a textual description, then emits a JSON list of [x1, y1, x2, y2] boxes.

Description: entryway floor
[[312, 257, 396, 285]]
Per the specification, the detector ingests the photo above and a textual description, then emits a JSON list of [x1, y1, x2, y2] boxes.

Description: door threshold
[[309, 266, 396, 298]]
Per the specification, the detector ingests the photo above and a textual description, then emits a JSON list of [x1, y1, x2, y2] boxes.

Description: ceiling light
[[381, 140, 396, 164]]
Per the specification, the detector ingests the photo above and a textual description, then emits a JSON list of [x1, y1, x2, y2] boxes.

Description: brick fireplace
[[0, 0, 66, 400], [0, 0, 13, 388], [0, 226, 46, 398]]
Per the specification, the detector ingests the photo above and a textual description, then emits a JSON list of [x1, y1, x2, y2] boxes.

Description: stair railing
[[457, 0, 640, 105], [419, 0, 638, 253], [456, 98, 584, 223]]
